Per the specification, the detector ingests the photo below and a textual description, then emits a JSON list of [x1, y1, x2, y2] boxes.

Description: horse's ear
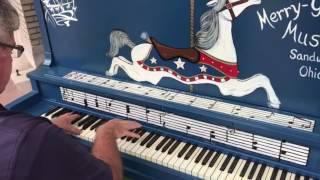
[[207, 0, 218, 7]]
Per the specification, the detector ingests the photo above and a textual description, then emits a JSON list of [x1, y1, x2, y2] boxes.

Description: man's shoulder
[[0, 110, 51, 133]]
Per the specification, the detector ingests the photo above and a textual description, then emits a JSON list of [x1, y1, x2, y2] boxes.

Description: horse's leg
[[218, 74, 281, 108], [105, 57, 122, 76]]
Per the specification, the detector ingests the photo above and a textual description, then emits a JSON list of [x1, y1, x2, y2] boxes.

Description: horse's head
[[207, 0, 261, 21]]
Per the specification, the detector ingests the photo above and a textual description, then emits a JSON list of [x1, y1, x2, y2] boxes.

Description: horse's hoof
[[105, 71, 114, 76], [268, 101, 280, 109]]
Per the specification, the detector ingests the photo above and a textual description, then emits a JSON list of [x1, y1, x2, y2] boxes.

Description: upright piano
[[7, 0, 320, 179]]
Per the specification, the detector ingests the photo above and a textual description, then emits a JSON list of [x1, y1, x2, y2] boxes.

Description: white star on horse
[[150, 57, 157, 64], [199, 65, 207, 72], [174, 58, 185, 70]]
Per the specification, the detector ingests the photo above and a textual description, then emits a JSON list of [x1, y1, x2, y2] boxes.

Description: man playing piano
[[0, 1, 141, 180]]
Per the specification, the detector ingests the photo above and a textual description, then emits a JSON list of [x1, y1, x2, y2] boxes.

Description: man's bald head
[[0, 0, 19, 40]]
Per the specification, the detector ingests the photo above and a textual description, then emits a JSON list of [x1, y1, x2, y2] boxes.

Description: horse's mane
[[195, 0, 227, 50]]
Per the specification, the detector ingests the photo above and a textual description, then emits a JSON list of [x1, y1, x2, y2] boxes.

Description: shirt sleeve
[[27, 126, 113, 180]]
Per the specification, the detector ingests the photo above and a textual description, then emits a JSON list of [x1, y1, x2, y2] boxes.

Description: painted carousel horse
[[106, 0, 281, 109]]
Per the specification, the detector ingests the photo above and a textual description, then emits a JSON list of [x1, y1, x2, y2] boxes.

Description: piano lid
[[34, 0, 320, 117]]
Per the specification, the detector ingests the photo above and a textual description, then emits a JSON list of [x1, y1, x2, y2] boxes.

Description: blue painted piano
[[7, 0, 320, 179]]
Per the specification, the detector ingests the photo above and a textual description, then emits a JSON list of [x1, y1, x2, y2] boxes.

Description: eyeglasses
[[0, 41, 24, 58]]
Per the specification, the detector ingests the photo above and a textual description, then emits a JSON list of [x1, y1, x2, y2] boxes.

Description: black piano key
[[208, 152, 221, 167], [168, 140, 180, 155], [155, 136, 170, 151], [126, 129, 140, 142], [52, 108, 72, 118], [280, 170, 287, 180], [121, 136, 127, 140], [140, 133, 154, 146], [125, 136, 133, 141], [227, 156, 239, 173], [82, 117, 99, 130], [248, 162, 259, 179], [71, 113, 86, 124], [77, 116, 92, 127], [184, 145, 197, 160], [45, 107, 61, 116], [270, 167, 279, 180], [132, 129, 146, 143], [195, 148, 207, 163], [75, 116, 90, 127], [256, 164, 266, 180], [219, 155, 232, 171], [161, 138, 175, 153], [146, 134, 160, 148], [305, 176, 310, 180], [201, 150, 214, 165], [240, 160, 251, 177], [80, 116, 97, 129], [295, 174, 301, 180], [91, 120, 106, 130], [177, 143, 191, 158]]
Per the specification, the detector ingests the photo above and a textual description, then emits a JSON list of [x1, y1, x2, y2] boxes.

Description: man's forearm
[[92, 132, 123, 180]]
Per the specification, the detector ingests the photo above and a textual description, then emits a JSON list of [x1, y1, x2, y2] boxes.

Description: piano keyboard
[[60, 87, 310, 166], [41, 107, 316, 180], [63, 71, 315, 132]]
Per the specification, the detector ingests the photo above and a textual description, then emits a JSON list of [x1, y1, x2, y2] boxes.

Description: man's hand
[[93, 119, 142, 180], [52, 112, 81, 135], [96, 119, 142, 139]]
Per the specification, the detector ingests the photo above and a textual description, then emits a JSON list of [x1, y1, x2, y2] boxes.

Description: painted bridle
[[207, 0, 249, 20]]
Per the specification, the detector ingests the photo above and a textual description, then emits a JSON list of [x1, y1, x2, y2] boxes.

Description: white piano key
[[190, 148, 209, 176], [204, 153, 227, 179], [172, 144, 193, 171], [125, 132, 150, 156], [127, 132, 151, 156], [264, 167, 274, 180], [117, 136, 129, 148], [290, 174, 297, 180], [225, 159, 246, 180], [275, 169, 283, 180], [197, 151, 217, 178], [285, 172, 292, 180], [167, 142, 187, 169], [209, 154, 229, 179], [121, 134, 143, 154], [259, 166, 270, 180], [140, 136, 165, 160], [118, 137, 131, 152], [134, 141, 150, 158], [162, 141, 184, 167], [46, 107, 64, 120], [120, 137, 137, 152], [150, 138, 170, 163], [251, 163, 262, 180], [241, 161, 254, 180], [217, 156, 235, 180], [180, 147, 202, 173], [155, 142, 174, 165]]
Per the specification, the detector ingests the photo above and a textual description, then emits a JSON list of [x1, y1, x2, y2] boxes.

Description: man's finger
[[66, 114, 81, 122], [123, 131, 141, 139], [66, 126, 81, 135], [124, 121, 142, 130]]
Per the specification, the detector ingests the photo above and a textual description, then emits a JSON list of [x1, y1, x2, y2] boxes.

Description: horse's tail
[[107, 30, 136, 57]]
